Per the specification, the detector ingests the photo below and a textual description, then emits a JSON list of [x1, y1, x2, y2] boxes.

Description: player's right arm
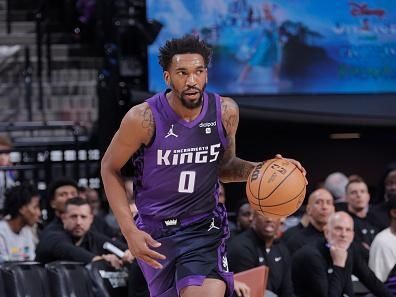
[[101, 102, 166, 269]]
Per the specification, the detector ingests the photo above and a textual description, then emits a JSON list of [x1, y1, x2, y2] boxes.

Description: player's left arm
[[218, 96, 306, 183], [219, 96, 257, 183]]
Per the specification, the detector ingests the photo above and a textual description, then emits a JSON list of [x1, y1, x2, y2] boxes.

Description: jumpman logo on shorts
[[208, 217, 220, 231], [165, 124, 178, 138]]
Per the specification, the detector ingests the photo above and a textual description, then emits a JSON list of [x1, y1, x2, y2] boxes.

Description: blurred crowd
[[1, 133, 396, 297]]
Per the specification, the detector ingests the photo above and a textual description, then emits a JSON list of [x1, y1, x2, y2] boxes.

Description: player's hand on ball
[[128, 229, 166, 269], [275, 154, 307, 184]]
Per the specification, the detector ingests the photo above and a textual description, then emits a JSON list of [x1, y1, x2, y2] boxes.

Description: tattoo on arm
[[141, 106, 155, 141], [221, 97, 238, 134], [219, 99, 255, 182]]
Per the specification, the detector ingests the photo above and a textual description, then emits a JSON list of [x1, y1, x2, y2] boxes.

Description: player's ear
[[164, 71, 170, 86]]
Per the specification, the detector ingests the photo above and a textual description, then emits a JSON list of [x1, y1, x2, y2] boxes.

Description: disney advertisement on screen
[[147, 0, 396, 95]]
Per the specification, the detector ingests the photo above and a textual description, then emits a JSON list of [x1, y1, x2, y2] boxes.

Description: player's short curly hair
[[158, 35, 212, 71]]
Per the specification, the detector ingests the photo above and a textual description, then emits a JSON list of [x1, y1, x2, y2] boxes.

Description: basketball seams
[[258, 190, 306, 217], [247, 160, 273, 200], [259, 185, 306, 208], [247, 172, 258, 200], [257, 159, 280, 200], [258, 164, 298, 201]]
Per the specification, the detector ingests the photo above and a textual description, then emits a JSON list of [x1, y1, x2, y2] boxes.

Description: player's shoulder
[[220, 96, 239, 119], [122, 102, 153, 126], [121, 102, 155, 145], [220, 96, 239, 112], [219, 96, 239, 134]]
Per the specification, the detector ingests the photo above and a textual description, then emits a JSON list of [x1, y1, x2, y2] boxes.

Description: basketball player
[[101, 35, 306, 297]]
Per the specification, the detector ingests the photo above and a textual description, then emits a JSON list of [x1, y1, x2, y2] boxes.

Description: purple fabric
[[132, 91, 227, 221], [136, 204, 234, 297], [176, 275, 206, 295]]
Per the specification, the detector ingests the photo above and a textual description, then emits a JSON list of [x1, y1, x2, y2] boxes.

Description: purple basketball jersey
[[132, 91, 228, 222]]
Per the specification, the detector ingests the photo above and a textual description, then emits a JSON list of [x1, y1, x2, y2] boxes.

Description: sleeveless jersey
[[131, 91, 228, 221]]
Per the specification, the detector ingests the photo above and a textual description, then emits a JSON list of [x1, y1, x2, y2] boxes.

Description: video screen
[[147, 0, 396, 95]]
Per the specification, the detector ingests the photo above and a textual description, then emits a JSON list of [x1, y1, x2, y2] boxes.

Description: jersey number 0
[[178, 171, 196, 193]]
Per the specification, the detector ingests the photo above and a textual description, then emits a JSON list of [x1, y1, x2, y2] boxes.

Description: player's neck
[[166, 91, 203, 122]]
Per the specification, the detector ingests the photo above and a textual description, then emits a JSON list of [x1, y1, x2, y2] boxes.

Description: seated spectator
[[0, 185, 41, 261], [324, 172, 348, 210], [234, 199, 253, 235], [86, 187, 105, 217], [282, 188, 335, 254], [281, 205, 309, 242], [45, 177, 79, 226], [369, 195, 396, 287], [282, 189, 394, 297], [369, 167, 396, 230], [345, 178, 378, 261], [44, 177, 118, 238], [0, 135, 15, 211], [229, 210, 295, 297], [36, 197, 133, 268], [292, 212, 355, 297]]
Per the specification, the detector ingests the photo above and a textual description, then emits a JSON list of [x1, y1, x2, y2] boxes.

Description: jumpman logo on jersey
[[208, 217, 220, 231], [165, 124, 178, 138]]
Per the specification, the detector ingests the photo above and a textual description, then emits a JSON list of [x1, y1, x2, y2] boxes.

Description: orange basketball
[[246, 158, 306, 218]]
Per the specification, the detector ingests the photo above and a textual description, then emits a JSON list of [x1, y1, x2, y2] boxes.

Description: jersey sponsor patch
[[199, 121, 216, 128]]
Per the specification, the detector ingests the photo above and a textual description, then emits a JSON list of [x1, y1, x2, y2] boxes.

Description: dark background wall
[[224, 115, 396, 212]]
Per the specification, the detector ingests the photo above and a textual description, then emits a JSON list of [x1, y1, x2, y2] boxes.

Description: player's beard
[[173, 83, 206, 109]]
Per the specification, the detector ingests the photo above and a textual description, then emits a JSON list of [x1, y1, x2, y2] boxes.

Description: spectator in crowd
[[0, 135, 15, 211], [85, 187, 105, 217], [234, 199, 253, 234], [292, 212, 355, 297], [324, 172, 348, 210], [45, 177, 79, 225], [369, 195, 396, 287], [345, 178, 378, 261], [373, 163, 396, 204], [229, 210, 295, 297], [281, 205, 309, 243], [36, 197, 133, 268], [43, 177, 118, 238], [78, 186, 104, 217], [282, 188, 335, 254], [0, 185, 41, 261], [282, 188, 394, 297], [369, 166, 396, 230]]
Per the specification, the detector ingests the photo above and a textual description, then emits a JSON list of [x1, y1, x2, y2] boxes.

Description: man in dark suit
[[292, 211, 355, 297], [283, 189, 394, 297], [229, 210, 295, 297], [36, 197, 133, 267]]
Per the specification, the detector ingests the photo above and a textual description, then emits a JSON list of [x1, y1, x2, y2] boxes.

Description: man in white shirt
[[0, 185, 41, 261], [369, 196, 396, 282]]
